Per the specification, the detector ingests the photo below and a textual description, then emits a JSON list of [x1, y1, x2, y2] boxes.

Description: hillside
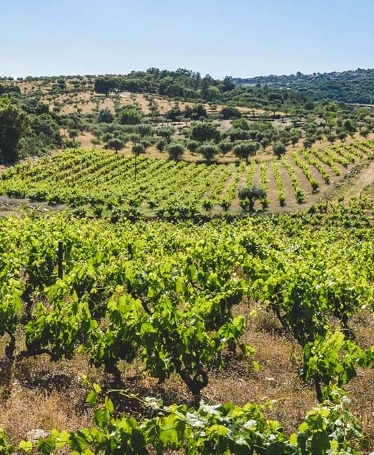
[[234, 67, 374, 104], [1, 69, 374, 454]]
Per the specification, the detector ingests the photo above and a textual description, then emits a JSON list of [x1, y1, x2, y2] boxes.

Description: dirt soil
[[342, 160, 374, 200]]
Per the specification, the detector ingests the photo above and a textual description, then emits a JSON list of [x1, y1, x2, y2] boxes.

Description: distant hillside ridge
[[233, 68, 374, 104]]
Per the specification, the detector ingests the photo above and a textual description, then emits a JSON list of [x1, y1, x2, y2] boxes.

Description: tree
[[97, 108, 114, 123], [337, 130, 347, 142], [156, 138, 167, 152], [68, 128, 80, 141], [94, 77, 116, 95], [202, 85, 221, 102], [273, 141, 287, 159], [156, 127, 174, 142], [218, 141, 232, 156], [117, 106, 142, 125], [30, 113, 62, 147], [233, 142, 258, 163], [166, 141, 185, 161], [219, 106, 241, 120], [232, 118, 250, 130], [0, 98, 28, 163], [238, 186, 266, 212], [197, 142, 219, 163], [105, 137, 124, 153], [226, 128, 250, 142], [140, 138, 152, 152], [190, 122, 221, 143], [132, 143, 145, 156], [136, 123, 153, 137], [359, 126, 369, 138], [186, 140, 199, 155], [303, 136, 316, 149]]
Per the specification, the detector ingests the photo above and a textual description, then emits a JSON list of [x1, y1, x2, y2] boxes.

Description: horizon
[[4, 65, 374, 82]]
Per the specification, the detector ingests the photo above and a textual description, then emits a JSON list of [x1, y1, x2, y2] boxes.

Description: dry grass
[[0, 301, 373, 452]]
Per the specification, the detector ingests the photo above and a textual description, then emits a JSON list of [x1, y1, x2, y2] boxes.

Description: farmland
[[1, 141, 374, 218], [1, 71, 374, 454], [0, 199, 373, 452]]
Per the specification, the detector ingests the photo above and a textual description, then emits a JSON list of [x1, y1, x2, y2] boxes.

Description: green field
[[0, 199, 374, 452], [1, 141, 374, 217], [2, 74, 374, 454]]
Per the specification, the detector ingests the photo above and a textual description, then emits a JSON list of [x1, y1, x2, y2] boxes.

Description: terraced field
[[1, 141, 373, 217]]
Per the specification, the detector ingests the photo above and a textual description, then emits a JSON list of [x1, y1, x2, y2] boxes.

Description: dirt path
[[340, 160, 374, 200], [0, 196, 66, 217]]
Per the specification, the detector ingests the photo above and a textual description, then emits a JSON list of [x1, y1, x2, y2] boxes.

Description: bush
[[238, 186, 266, 212]]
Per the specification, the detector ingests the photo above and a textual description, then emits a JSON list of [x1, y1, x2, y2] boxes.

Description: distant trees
[[186, 140, 199, 155], [94, 77, 116, 95], [117, 106, 143, 125], [30, 113, 62, 147], [233, 142, 258, 162], [218, 141, 232, 156], [166, 141, 185, 161], [273, 141, 287, 159], [132, 143, 145, 156], [197, 143, 219, 163], [105, 137, 124, 153], [189, 122, 220, 143], [219, 106, 241, 120], [0, 98, 28, 163], [97, 108, 114, 123]]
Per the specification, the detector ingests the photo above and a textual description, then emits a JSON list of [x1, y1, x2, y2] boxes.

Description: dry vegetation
[[1, 76, 374, 453], [1, 299, 373, 451]]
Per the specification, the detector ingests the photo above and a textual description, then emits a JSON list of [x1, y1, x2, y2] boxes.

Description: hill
[[233, 67, 374, 104]]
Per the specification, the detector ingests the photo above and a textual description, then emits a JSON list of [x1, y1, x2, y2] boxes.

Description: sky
[[2, 0, 374, 79]]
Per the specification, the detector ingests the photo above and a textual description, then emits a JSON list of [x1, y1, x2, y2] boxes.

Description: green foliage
[[117, 106, 143, 125], [14, 387, 363, 455], [189, 121, 221, 143], [197, 142, 219, 162], [238, 185, 266, 211], [105, 137, 124, 152], [232, 117, 250, 130], [166, 141, 185, 161], [0, 97, 28, 163], [155, 138, 167, 152], [218, 140, 232, 155], [219, 106, 241, 119], [273, 141, 287, 158], [233, 142, 259, 162], [132, 143, 145, 156], [97, 107, 114, 123]]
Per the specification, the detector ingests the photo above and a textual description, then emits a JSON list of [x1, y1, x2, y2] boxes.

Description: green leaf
[[19, 440, 33, 452], [252, 360, 260, 372], [37, 438, 55, 455], [55, 431, 70, 448], [289, 433, 298, 445], [86, 390, 99, 406], [207, 424, 229, 436], [310, 431, 330, 455], [93, 409, 111, 428]]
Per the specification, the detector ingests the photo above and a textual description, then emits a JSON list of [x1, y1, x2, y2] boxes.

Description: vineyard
[[0, 198, 374, 453], [0, 141, 373, 217]]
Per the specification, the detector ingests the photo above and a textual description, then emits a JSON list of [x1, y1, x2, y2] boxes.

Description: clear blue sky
[[2, 0, 374, 79]]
